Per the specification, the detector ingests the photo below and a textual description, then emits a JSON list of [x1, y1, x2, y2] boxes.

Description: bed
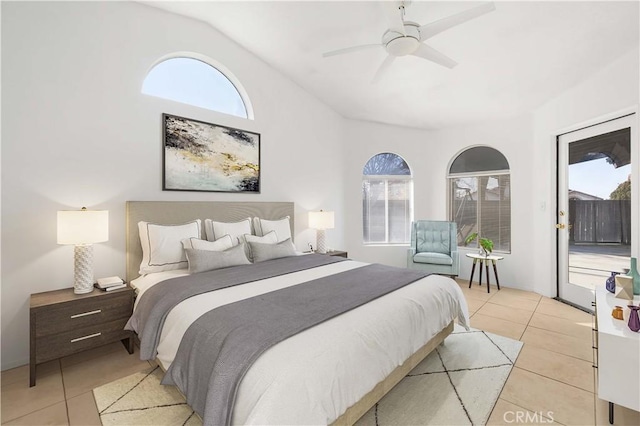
[[125, 201, 469, 425]]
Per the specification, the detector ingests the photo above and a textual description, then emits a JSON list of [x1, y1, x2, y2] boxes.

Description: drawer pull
[[71, 332, 101, 343], [70, 309, 102, 319]]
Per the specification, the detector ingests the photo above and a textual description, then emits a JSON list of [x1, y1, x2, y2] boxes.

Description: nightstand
[[29, 285, 134, 387], [326, 250, 348, 258]]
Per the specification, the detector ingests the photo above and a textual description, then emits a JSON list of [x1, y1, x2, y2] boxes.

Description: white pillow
[[253, 216, 292, 242], [243, 231, 278, 261], [204, 218, 253, 246], [243, 230, 278, 245], [181, 235, 233, 252], [138, 220, 201, 275]]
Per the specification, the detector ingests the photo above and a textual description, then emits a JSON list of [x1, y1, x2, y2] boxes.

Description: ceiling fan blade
[[379, 1, 406, 35], [323, 44, 381, 58], [372, 55, 396, 84], [419, 2, 495, 41], [411, 43, 458, 69]]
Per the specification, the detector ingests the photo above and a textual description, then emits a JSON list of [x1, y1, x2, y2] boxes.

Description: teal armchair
[[407, 220, 459, 277]]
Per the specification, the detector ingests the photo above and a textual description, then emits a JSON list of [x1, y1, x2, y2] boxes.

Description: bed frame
[[125, 200, 452, 425], [332, 320, 453, 425]]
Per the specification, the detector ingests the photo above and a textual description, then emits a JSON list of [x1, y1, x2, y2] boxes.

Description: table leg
[[121, 336, 134, 354], [29, 361, 36, 387], [485, 260, 491, 293], [479, 260, 483, 288], [609, 401, 614, 424], [492, 260, 501, 291], [468, 259, 477, 288]]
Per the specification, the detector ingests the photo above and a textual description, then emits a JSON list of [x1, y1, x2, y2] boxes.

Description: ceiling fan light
[[386, 37, 419, 56]]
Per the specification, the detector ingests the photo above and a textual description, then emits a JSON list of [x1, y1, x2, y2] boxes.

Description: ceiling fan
[[323, 1, 496, 82]]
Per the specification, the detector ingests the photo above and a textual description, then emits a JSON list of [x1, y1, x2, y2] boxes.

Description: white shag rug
[[93, 325, 522, 426]]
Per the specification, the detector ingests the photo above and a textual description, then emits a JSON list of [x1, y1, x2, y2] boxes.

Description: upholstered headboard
[[126, 201, 295, 282]]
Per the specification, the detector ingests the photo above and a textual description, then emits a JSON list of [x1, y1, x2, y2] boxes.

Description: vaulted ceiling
[[145, 1, 639, 129]]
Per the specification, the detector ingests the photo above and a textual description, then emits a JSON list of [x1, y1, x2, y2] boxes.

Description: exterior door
[[557, 114, 636, 310]]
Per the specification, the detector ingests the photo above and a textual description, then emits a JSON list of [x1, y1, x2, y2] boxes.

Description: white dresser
[[594, 286, 640, 424]]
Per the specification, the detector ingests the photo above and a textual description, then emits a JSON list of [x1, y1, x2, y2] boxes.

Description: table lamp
[[57, 207, 109, 294], [309, 210, 334, 254]]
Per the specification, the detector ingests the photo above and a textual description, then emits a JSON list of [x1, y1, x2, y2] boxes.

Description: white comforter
[[131, 260, 469, 425]]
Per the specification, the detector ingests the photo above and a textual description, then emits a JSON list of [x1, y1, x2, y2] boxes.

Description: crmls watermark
[[503, 411, 554, 423]]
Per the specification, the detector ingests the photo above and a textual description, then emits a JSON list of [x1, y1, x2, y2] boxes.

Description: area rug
[[93, 325, 522, 426], [355, 325, 523, 425]]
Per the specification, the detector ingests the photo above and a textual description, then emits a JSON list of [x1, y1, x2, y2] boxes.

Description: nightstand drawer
[[35, 292, 132, 337], [35, 317, 131, 363]]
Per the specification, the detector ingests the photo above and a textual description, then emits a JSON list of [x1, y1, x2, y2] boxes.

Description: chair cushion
[[413, 252, 453, 266], [416, 223, 451, 255]]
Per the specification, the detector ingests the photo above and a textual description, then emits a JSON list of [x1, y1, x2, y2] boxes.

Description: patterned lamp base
[[74, 244, 95, 294], [316, 229, 327, 254]]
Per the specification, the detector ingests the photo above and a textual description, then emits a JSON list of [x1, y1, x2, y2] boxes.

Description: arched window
[[142, 56, 251, 119], [448, 146, 511, 252], [363, 153, 414, 244]]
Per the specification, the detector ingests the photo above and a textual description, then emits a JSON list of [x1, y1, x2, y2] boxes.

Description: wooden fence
[[569, 200, 631, 244]]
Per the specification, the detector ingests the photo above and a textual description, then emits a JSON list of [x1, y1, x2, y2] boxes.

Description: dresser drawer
[[34, 291, 132, 337], [35, 317, 131, 363]]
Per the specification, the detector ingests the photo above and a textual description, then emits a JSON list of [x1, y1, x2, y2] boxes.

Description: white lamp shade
[[309, 210, 335, 230], [57, 209, 109, 245]]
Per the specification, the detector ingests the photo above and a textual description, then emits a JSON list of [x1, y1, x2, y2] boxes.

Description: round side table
[[466, 253, 504, 293]]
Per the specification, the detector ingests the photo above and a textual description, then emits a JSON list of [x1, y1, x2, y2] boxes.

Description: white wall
[[531, 48, 640, 298], [1, 1, 345, 370], [343, 115, 536, 292]]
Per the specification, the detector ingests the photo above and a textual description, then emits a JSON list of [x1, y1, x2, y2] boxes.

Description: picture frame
[[162, 113, 260, 193]]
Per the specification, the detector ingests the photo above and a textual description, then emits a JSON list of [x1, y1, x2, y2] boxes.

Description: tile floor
[[462, 280, 640, 426], [1, 280, 639, 425]]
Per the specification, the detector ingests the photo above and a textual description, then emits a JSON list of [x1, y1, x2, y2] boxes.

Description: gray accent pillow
[[248, 238, 298, 263], [185, 243, 250, 274]]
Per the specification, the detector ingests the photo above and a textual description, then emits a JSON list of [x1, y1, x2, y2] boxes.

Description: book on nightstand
[[94, 282, 127, 292], [104, 283, 127, 292], [95, 276, 125, 290]]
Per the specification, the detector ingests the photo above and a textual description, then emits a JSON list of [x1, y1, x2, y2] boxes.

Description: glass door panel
[[558, 115, 635, 310]]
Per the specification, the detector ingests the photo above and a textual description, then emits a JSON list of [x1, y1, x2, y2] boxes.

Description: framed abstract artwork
[[162, 113, 260, 193]]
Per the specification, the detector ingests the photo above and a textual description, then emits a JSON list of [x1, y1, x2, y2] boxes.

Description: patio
[[569, 244, 631, 289]]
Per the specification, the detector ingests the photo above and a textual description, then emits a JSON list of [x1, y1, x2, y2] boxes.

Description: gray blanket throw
[[126, 254, 345, 360], [161, 262, 430, 426]]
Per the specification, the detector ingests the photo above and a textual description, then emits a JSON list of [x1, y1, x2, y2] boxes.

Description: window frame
[[447, 147, 511, 254], [142, 52, 254, 119], [362, 153, 414, 246]]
